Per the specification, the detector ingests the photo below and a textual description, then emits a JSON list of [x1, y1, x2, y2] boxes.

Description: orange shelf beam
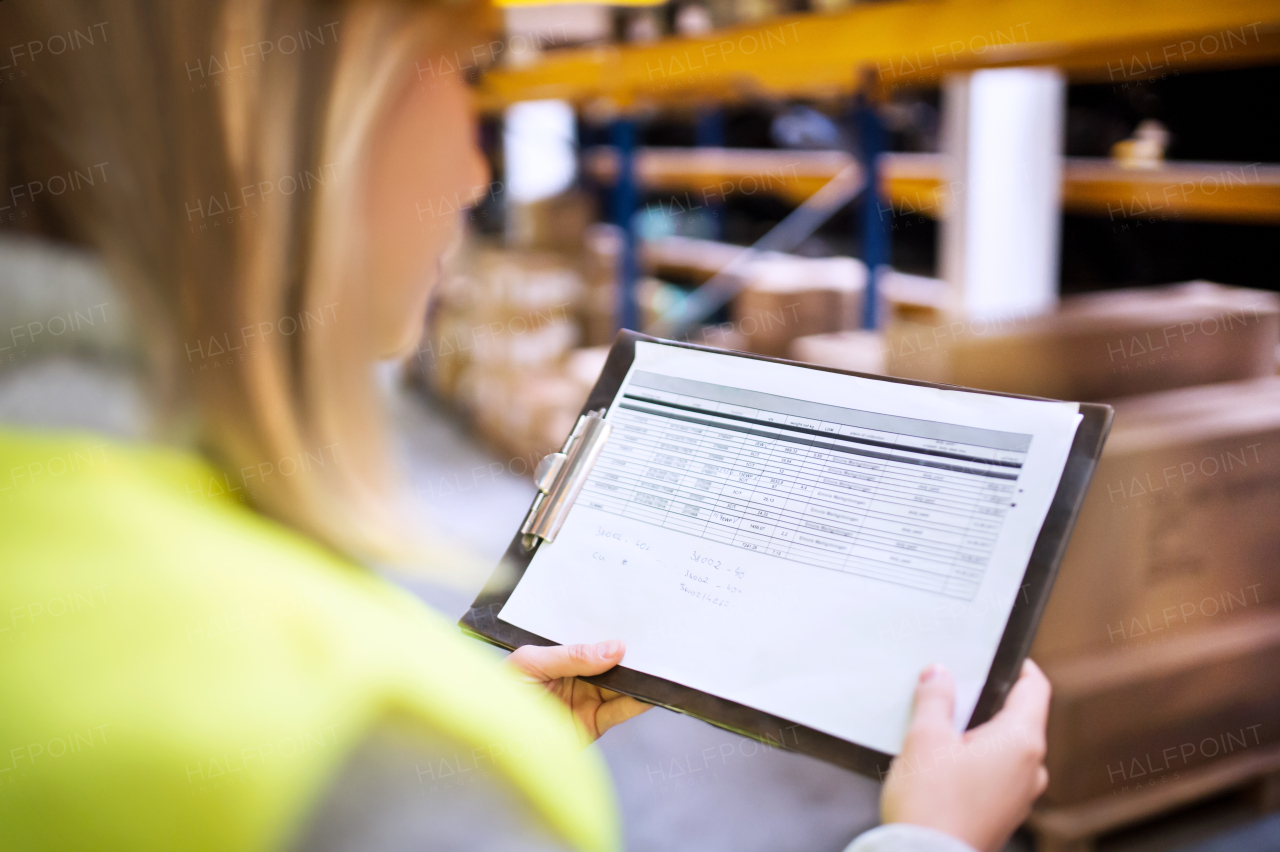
[[478, 0, 1280, 109], [585, 148, 1280, 225]]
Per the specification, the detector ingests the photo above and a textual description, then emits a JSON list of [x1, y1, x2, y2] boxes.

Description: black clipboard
[[460, 330, 1113, 780]]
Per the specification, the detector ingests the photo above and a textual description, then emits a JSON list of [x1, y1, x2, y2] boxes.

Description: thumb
[[507, 641, 625, 682], [907, 664, 956, 742]]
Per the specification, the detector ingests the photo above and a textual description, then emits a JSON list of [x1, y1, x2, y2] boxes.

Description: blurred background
[[3, 1, 1279, 850]]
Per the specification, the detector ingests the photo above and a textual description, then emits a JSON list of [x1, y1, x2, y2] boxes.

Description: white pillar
[[939, 68, 1065, 321], [503, 99, 577, 205]]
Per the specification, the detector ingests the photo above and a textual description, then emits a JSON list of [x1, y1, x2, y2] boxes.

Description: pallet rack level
[[585, 148, 1280, 225]]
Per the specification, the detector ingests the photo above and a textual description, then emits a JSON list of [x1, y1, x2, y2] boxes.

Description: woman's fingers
[[991, 659, 1052, 733], [507, 641, 626, 682], [882, 659, 1053, 852], [595, 694, 653, 736], [907, 664, 958, 746], [506, 641, 644, 743], [966, 658, 1050, 787]]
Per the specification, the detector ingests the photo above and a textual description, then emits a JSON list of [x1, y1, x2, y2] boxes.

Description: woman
[[0, 1, 1050, 850]]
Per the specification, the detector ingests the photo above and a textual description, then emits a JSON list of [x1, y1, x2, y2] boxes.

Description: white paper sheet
[[500, 342, 1082, 754]]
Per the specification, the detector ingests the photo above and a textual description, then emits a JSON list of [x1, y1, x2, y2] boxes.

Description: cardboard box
[[418, 244, 586, 400], [886, 282, 1280, 400], [730, 256, 865, 358], [1032, 376, 1280, 663], [1028, 379, 1280, 807], [789, 330, 887, 375], [506, 191, 595, 253], [881, 270, 947, 316], [565, 346, 610, 392], [641, 235, 750, 283], [688, 323, 750, 353], [456, 347, 610, 462], [642, 237, 869, 355], [461, 365, 590, 462], [1040, 608, 1280, 804], [582, 225, 623, 282]]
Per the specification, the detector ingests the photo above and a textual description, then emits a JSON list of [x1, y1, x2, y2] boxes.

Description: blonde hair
[[1, 0, 484, 567]]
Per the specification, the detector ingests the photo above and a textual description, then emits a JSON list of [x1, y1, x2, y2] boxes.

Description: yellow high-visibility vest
[[0, 428, 619, 852]]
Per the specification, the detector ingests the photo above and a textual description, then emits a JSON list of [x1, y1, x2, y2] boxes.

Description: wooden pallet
[[1026, 741, 1280, 852]]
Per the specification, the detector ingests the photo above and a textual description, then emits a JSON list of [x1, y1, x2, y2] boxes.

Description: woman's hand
[[507, 641, 652, 743], [881, 659, 1052, 852]]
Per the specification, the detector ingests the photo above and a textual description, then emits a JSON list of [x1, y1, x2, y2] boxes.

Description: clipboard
[[460, 330, 1113, 780]]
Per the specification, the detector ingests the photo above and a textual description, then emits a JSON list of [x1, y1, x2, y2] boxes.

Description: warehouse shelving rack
[[478, 0, 1280, 338], [477, 2, 1280, 849], [584, 147, 1280, 223], [477, 0, 1280, 109]]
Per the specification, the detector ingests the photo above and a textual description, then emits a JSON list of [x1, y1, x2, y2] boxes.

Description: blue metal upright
[[854, 99, 889, 330], [693, 107, 725, 240], [610, 118, 640, 332], [693, 108, 724, 147]]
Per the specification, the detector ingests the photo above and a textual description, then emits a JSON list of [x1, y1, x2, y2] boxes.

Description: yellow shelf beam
[[477, 0, 1280, 109], [1058, 159, 1280, 224], [584, 148, 1280, 225], [582, 147, 860, 205]]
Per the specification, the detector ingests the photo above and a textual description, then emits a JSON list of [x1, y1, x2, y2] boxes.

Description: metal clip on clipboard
[[520, 408, 612, 552]]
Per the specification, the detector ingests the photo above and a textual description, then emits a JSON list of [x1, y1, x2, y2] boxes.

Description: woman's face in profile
[[363, 62, 489, 359]]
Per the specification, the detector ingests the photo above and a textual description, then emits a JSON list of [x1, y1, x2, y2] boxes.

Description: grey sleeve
[[293, 717, 976, 852], [290, 715, 575, 852], [843, 824, 979, 852]]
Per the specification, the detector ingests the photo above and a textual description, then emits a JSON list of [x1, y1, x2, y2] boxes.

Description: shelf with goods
[[431, 17, 1280, 839], [582, 146, 859, 205], [428, 0, 1280, 472], [584, 147, 1280, 224], [474, 0, 1280, 344], [476, 0, 1280, 110]]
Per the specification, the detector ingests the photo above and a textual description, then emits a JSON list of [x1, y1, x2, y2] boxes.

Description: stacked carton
[[506, 192, 596, 255], [1032, 376, 1280, 805], [457, 352, 606, 464], [883, 282, 1279, 400], [420, 243, 592, 460], [789, 330, 886, 374], [641, 235, 752, 283], [791, 277, 1280, 811], [778, 270, 948, 370], [422, 246, 582, 395], [420, 228, 774, 460], [580, 224, 624, 347], [642, 236, 867, 357], [879, 281, 1280, 810], [728, 255, 865, 357]]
